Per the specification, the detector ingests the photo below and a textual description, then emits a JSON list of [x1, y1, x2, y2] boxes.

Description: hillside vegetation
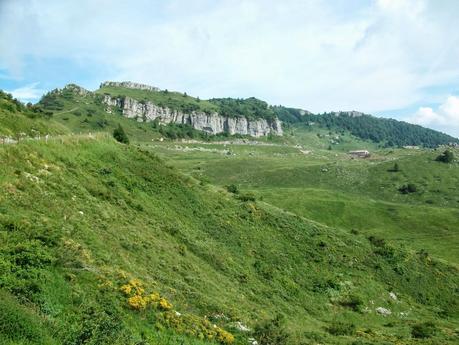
[[274, 107, 458, 147], [35, 83, 459, 149], [1, 136, 458, 345], [1, 85, 458, 344], [0, 91, 67, 138], [153, 130, 459, 264]]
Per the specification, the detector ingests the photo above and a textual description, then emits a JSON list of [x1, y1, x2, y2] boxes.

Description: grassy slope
[[147, 129, 459, 264], [0, 97, 68, 138], [40, 89, 167, 143], [1, 137, 458, 345]]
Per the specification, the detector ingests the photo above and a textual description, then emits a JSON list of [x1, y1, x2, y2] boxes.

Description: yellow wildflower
[[159, 297, 173, 310], [128, 295, 148, 310]]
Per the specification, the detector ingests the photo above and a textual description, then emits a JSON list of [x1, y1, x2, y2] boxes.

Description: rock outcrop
[[103, 95, 283, 137], [100, 81, 160, 92]]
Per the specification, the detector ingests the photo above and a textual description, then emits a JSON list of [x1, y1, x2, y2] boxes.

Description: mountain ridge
[[2, 81, 457, 146]]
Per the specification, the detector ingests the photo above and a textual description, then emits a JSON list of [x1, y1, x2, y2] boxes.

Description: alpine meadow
[[1, 1, 459, 345]]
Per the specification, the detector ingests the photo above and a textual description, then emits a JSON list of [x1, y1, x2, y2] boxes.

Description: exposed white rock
[[100, 81, 160, 92], [62, 84, 90, 96], [248, 338, 258, 345], [233, 321, 251, 332], [103, 95, 283, 137], [376, 307, 391, 316], [389, 292, 397, 301]]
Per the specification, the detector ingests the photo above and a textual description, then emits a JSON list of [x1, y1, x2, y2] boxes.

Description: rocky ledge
[[100, 81, 160, 92], [103, 95, 283, 137]]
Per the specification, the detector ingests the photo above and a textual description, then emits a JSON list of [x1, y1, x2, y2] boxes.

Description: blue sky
[[1, 0, 458, 137]]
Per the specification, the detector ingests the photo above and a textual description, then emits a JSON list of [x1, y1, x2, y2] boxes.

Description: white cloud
[[0, 0, 459, 117], [407, 96, 459, 137], [7, 83, 45, 102]]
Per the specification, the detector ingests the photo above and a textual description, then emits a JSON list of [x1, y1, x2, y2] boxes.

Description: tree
[[436, 150, 454, 163], [113, 124, 129, 144]]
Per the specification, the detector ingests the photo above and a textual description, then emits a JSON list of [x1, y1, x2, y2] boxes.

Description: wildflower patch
[[119, 278, 234, 344]]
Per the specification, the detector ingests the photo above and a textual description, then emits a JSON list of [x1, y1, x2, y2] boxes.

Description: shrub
[[399, 183, 417, 194], [0, 291, 54, 343], [113, 124, 129, 144], [253, 315, 289, 345], [237, 192, 256, 202], [411, 321, 437, 338], [368, 235, 386, 247], [339, 294, 364, 312], [327, 321, 356, 336], [389, 162, 400, 172], [158, 298, 172, 311], [70, 306, 132, 344], [97, 119, 109, 128], [436, 150, 454, 163], [226, 184, 239, 194]]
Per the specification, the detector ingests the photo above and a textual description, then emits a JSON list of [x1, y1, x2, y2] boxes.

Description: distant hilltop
[[34, 80, 459, 145], [100, 81, 161, 92]]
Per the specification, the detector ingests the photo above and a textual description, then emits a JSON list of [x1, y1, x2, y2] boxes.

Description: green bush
[[399, 183, 417, 194], [411, 321, 437, 338], [436, 150, 454, 163], [0, 290, 55, 344], [237, 193, 256, 202], [339, 294, 364, 312], [113, 124, 129, 144], [226, 184, 239, 194], [327, 321, 356, 336], [389, 162, 400, 172], [253, 315, 290, 345]]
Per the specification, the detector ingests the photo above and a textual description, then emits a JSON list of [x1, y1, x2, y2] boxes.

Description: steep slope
[[1, 137, 458, 345]]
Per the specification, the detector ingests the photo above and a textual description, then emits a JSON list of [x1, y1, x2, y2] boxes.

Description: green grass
[[147, 132, 459, 264], [0, 93, 68, 138], [97, 86, 219, 114], [1, 137, 458, 344], [1, 86, 459, 345]]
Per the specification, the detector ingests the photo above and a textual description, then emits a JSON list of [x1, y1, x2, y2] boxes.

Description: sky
[[0, 0, 458, 137]]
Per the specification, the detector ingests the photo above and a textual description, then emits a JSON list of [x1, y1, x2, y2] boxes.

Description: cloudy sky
[[1, 0, 458, 137]]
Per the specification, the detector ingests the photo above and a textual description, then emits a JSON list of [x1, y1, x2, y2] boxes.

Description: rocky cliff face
[[103, 95, 283, 137]]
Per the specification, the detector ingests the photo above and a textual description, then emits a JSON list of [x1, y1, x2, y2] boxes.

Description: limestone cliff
[[103, 95, 283, 137]]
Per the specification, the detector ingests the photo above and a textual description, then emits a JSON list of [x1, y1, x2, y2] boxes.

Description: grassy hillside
[[1, 137, 458, 345], [0, 90, 68, 138], [147, 134, 459, 264]]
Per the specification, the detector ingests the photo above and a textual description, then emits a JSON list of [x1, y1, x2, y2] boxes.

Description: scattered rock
[[376, 307, 391, 316], [233, 321, 250, 332], [389, 292, 397, 301], [248, 338, 258, 345]]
